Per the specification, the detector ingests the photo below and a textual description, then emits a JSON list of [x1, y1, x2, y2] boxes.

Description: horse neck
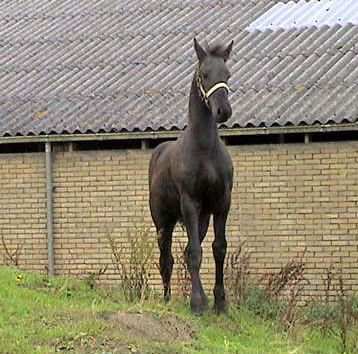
[[186, 74, 218, 150]]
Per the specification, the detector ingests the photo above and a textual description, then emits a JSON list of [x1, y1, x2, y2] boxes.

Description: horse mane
[[206, 41, 227, 58]]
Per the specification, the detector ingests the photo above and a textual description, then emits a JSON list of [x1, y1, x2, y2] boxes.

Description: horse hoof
[[163, 288, 171, 303], [214, 301, 228, 315], [191, 308, 204, 316], [201, 295, 209, 311], [191, 295, 207, 315]]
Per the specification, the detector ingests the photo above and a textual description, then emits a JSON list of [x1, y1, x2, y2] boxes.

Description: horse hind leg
[[157, 223, 175, 301]]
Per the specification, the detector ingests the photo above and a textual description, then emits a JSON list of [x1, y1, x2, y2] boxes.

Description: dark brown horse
[[149, 38, 233, 315]]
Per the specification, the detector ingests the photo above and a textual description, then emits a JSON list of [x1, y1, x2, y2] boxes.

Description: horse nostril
[[217, 107, 221, 116]]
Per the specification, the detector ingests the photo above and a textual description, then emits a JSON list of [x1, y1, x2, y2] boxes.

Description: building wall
[[232, 141, 358, 299], [0, 153, 47, 270], [0, 140, 357, 299]]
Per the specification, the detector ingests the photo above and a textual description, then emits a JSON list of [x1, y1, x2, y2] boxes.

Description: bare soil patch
[[50, 310, 196, 353], [101, 310, 196, 343]]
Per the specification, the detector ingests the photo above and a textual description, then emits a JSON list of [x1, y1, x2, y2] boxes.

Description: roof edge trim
[[0, 123, 358, 144]]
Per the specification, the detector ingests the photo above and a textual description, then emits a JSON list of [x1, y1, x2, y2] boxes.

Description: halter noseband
[[196, 69, 230, 106]]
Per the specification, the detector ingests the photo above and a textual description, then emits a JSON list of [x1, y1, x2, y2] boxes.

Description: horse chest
[[193, 162, 225, 197], [198, 163, 218, 185]]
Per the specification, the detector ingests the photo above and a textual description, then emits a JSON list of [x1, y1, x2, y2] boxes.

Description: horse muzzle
[[209, 90, 232, 123]]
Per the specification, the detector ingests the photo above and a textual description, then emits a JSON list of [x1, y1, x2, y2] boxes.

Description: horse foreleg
[[157, 224, 175, 301], [198, 213, 210, 309], [213, 212, 228, 314], [181, 194, 206, 315], [183, 212, 210, 311]]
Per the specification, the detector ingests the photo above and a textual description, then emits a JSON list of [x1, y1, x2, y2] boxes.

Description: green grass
[[0, 266, 352, 353]]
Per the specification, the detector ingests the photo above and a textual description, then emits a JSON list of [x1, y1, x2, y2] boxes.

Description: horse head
[[194, 38, 233, 123]]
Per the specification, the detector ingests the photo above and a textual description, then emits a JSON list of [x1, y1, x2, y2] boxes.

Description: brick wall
[[231, 142, 358, 299], [0, 140, 357, 299], [0, 153, 47, 270], [52, 149, 155, 282]]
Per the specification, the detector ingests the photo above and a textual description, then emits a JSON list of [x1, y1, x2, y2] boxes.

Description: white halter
[[196, 71, 229, 106], [199, 82, 229, 101]]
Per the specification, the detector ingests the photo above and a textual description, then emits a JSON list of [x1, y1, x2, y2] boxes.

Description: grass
[[0, 266, 355, 354], [0, 268, 112, 353]]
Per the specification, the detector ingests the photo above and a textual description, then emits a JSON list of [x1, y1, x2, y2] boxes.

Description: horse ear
[[194, 38, 207, 62], [222, 40, 233, 62]]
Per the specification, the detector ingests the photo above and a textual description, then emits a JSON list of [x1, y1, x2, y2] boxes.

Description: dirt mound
[[101, 310, 196, 343]]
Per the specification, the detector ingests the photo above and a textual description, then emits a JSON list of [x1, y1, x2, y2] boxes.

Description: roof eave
[[0, 123, 357, 144]]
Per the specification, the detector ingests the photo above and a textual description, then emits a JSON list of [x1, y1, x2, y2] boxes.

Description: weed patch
[[176, 241, 191, 299], [224, 242, 307, 330], [2, 252, 358, 354], [107, 225, 155, 303], [224, 240, 251, 305], [1, 235, 24, 266]]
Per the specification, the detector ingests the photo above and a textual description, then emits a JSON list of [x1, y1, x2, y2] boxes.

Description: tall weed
[[224, 240, 251, 305], [175, 241, 191, 299], [107, 225, 155, 303], [1, 235, 24, 266]]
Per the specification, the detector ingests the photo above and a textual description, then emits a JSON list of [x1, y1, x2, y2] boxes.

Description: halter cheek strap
[[197, 72, 229, 106]]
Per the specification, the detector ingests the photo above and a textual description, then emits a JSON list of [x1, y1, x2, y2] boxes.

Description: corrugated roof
[[1, 0, 358, 137], [246, 0, 358, 32]]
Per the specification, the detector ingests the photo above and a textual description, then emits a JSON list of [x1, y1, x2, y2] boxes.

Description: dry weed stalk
[[263, 251, 307, 329], [324, 265, 335, 303], [264, 257, 306, 297], [224, 240, 251, 304], [107, 225, 154, 302], [175, 241, 191, 299], [1, 235, 24, 266], [336, 271, 358, 354], [84, 266, 108, 289]]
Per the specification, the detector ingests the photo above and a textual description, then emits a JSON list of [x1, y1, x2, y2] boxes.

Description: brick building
[[1, 0, 358, 299]]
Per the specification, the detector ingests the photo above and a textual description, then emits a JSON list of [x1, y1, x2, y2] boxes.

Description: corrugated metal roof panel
[[1, 0, 358, 137], [247, 0, 358, 32]]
